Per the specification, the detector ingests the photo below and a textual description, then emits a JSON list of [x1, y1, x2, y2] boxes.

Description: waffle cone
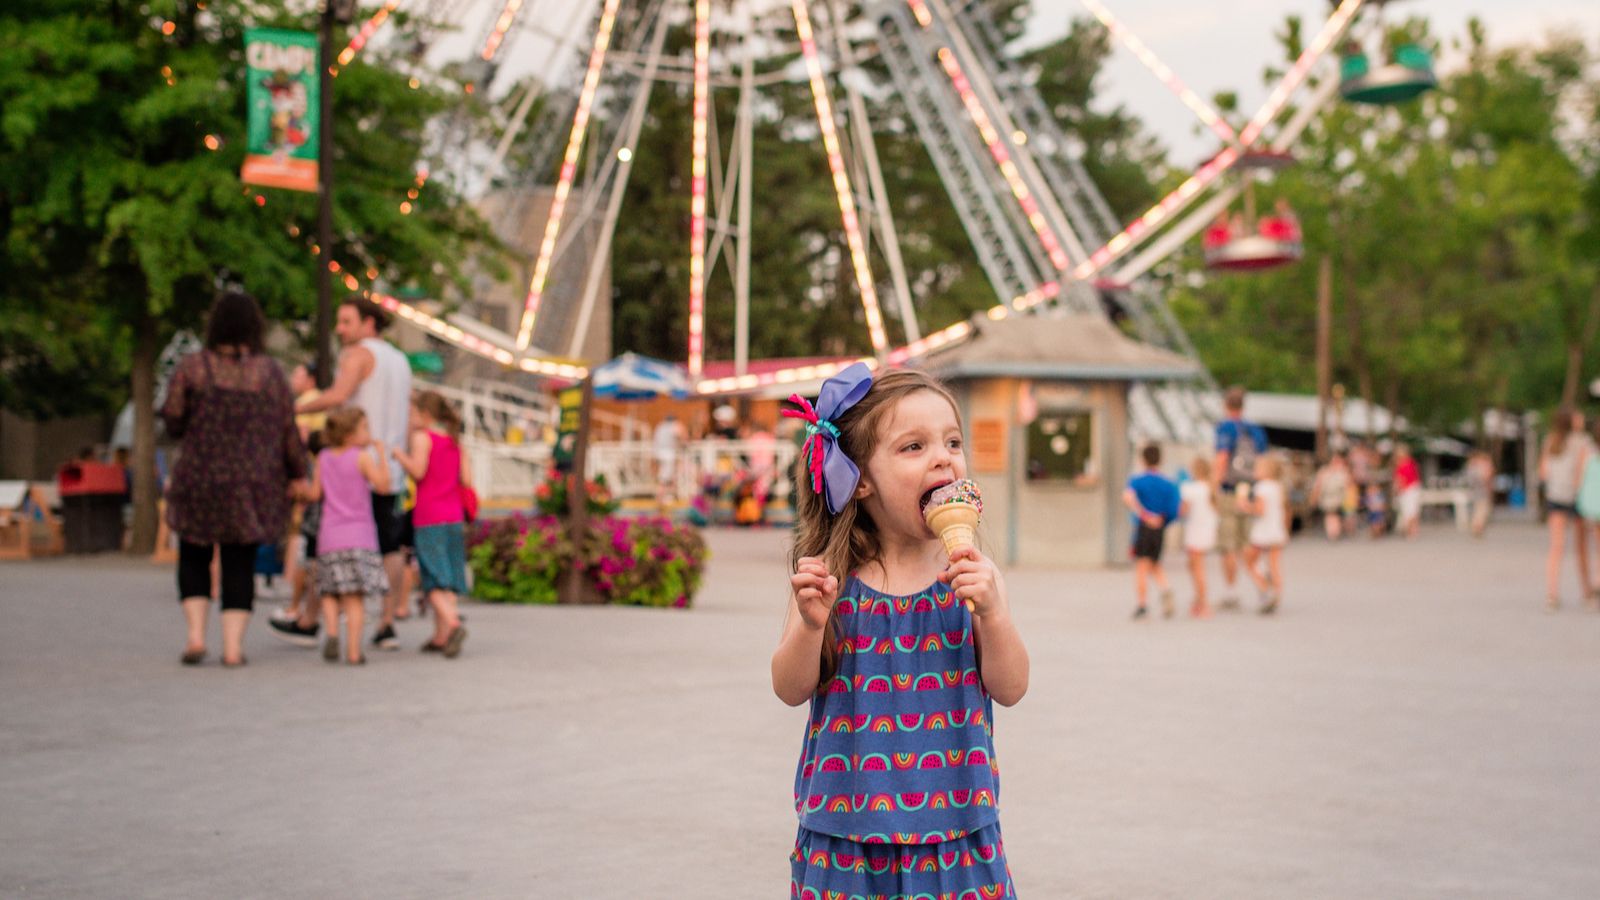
[[925, 504, 980, 555]]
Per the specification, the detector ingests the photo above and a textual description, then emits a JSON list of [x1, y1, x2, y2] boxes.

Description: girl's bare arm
[[771, 559, 837, 706], [359, 444, 393, 494], [392, 431, 431, 482]]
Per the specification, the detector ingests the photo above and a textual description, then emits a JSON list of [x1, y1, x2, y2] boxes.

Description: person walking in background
[[652, 413, 685, 506], [307, 407, 392, 665], [1180, 456, 1219, 618], [1576, 425, 1600, 609], [1540, 407, 1590, 612], [1310, 453, 1353, 541], [1213, 386, 1269, 609], [284, 298, 413, 651], [275, 361, 325, 625], [1241, 454, 1290, 615], [161, 291, 306, 667], [1393, 445, 1423, 540], [1124, 444, 1181, 619], [392, 391, 470, 658], [1466, 449, 1496, 539]]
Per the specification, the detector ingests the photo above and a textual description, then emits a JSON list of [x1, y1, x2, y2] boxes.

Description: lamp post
[[315, 0, 358, 388]]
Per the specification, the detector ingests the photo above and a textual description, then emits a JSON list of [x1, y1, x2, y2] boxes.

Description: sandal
[[221, 655, 248, 668], [180, 648, 206, 666]]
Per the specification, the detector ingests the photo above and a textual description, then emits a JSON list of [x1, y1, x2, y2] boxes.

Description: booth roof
[[924, 314, 1200, 381]]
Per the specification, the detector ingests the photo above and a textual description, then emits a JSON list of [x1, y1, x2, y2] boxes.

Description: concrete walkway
[[2, 519, 1597, 898]]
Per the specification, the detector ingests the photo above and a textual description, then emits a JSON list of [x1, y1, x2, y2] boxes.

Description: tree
[[1167, 14, 1598, 440], [0, 0, 499, 552]]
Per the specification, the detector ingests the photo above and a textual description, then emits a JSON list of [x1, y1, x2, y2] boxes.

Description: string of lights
[[792, 0, 892, 355], [513, 0, 625, 351]]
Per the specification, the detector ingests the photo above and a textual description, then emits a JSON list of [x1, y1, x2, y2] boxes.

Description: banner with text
[[241, 28, 320, 192]]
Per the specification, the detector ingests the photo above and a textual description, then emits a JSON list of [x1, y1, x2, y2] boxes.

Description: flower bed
[[468, 512, 708, 608]]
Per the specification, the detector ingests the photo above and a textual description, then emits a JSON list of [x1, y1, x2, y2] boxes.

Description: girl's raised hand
[[940, 546, 1005, 619], [790, 556, 838, 631]]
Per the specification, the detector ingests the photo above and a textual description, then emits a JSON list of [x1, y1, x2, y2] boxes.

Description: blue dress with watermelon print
[[790, 575, 1017, 899]]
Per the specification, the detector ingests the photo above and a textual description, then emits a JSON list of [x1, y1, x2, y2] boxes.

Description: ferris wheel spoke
[[1078, 0, 1237, 146]]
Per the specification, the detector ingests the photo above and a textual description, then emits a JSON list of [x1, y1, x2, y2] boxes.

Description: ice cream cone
[[926, 505, 980, 556], [922, 479, 984, 612]]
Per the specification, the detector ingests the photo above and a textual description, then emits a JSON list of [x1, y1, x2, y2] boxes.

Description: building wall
[[953, 377, 1132, 568]]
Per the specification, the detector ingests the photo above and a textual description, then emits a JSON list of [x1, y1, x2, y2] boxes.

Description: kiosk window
[[1025, 411, 1093, 481]]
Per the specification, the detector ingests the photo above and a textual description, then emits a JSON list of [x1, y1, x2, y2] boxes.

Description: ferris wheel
[[350, 0, 1394, 443]]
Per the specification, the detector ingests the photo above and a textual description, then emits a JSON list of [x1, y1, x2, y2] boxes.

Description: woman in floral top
[[161, 291, 306, 667]]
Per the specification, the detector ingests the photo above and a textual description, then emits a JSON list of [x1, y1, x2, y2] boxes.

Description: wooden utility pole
[[1315, 254, 1333, 462]]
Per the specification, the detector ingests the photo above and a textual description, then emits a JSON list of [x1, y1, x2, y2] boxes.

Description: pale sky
[[1021, 0, 1600, 163], [425, 0, 1600, 167]]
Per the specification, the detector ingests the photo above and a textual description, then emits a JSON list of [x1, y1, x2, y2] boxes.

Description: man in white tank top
[[282, 298, 413, 651]]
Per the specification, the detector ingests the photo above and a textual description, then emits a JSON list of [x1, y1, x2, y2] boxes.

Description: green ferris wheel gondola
[[1339, 43, 1437, 105]]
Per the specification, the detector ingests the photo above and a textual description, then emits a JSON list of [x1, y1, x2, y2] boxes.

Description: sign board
[[554, 386, 583, 470], [970, 417, 1007, 473], [241, 28, 320, 192]]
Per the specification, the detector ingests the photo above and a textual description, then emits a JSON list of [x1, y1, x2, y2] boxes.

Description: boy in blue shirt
[[1124, 444, 1182, 619]]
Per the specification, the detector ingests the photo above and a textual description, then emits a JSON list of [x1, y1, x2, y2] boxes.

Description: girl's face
[[1254, 457, 1272, 480], [855, 390, 966, 542], [350, 418, 371, 447]]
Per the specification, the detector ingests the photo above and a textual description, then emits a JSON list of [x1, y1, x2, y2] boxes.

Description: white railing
[[585, 438, 798, 502]]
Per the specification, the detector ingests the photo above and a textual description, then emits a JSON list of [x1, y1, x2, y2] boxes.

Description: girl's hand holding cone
[[939, 545, 1004, 619]]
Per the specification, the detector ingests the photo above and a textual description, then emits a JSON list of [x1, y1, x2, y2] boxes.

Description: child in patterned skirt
[[772, 364, 1029, 898], [309, 407, 392, 664]]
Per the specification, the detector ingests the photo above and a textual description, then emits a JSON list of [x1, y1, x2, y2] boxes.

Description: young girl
[[771, 364, 1028, 898], [392, 391, 470, 657], [1241, 454, 1288, 614], [1180, 455, 1219, 618], [1540, 407, 1590, 612], [310, 407, 392, 664]]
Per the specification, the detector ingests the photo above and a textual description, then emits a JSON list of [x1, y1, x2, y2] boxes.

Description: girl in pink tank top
[[393, 391, 471, 658], [311, 407, 393, 664]]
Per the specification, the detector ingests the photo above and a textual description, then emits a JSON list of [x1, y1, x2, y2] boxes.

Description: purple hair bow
[[781, 362, 873, 515]]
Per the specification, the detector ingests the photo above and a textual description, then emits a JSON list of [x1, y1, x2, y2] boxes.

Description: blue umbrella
[[590, 352, 693, 400]]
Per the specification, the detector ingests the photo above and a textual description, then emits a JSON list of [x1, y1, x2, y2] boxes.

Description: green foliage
[[0, 0, 500, 411], [532, 472, 618, 517], [467, 513, 708, 608], [1168, 16, 1598, 432]]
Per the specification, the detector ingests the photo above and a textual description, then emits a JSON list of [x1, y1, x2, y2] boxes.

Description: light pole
[[315, 0, 357, 388]]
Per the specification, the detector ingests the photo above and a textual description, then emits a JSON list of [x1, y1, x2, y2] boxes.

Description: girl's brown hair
[[787, 367, 963, 690], [413, 390, 462, 439], [1549, 405, 1576, 456], [324, 406, 367, 448]]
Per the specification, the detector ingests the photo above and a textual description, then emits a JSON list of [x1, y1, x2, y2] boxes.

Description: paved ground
[[3, 516, 1598, 898]]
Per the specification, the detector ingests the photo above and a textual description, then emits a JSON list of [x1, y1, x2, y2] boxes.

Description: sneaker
[[442, 625, 468, 659], [1545, 596, 1560, 614], [322, 637, 339, 663], [420, 640, 446, 653], [371, 624, 400, 650], [1218, 595, 1241, 611], [268, 618, 319, 647], [1159, 590, 1175, 619], [1260, 593, 1280, 615], [1130, 606, 1148, 620]]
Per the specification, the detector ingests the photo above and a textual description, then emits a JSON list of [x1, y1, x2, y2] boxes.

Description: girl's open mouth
[[919, 481, 953, 515]]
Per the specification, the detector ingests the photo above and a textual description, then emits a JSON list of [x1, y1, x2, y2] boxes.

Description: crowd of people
[[160, 292, 472, 666], [1123, 387, 1286, 618]]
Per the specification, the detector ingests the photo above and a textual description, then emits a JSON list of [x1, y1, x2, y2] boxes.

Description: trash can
[[58, 462, 127, 553]]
